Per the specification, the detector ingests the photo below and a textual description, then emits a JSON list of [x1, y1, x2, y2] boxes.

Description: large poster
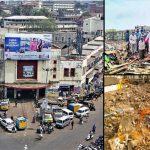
[[23, 66, 34, 78], [5, 33, 52, 60]]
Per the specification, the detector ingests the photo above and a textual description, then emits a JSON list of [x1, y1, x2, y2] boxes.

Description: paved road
[[0, 97, 103, 150]]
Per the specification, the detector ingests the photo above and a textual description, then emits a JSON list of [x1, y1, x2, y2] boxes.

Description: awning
[[59, 84, 70, 88], [4, 84, 48, 90]]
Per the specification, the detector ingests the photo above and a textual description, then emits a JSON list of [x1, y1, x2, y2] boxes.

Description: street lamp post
[[43, 68, 53, 97]]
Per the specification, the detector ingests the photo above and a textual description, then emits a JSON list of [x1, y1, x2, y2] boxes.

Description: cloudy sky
[[106, 0, 150, 30]]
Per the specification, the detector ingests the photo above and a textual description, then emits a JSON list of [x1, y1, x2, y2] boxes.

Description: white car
[[0, 118, 17, 133], [75, 107, 90, 117]]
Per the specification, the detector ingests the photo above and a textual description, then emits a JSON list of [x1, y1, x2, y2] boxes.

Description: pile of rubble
[[105, 82, 150, 150], [105, 41, 150, 74]]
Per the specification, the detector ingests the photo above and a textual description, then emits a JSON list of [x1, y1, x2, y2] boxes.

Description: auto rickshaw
[[16, 116, 27, 130], [0, 99, 10, 111]]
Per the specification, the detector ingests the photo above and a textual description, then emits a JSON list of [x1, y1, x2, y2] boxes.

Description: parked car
[[53, 112, 64, 122], [62, 108, 74, 119], [75, 107, 90, 117], [0, 118, 17, 133], [55, 116, 70, 128]]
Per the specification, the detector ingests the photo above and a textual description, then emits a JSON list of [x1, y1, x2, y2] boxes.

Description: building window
[[54, 60, 57, 64], [53, 74, 56, 78], [55, 37, 57, 41], [64, 68, 69, 77], [53, 68, 57, 72], [62, 37, 64, 42], [70, 68, 75, 77]]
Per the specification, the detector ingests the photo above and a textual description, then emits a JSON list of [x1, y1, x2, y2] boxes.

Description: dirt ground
[[105, 82, 150, 150]]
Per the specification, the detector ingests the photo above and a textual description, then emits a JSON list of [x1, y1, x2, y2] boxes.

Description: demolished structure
[[104, 76, 150, 150], [105, 41, 150, 74]]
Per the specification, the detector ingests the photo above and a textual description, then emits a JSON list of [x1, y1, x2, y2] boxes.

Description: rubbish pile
[[105, 81, 150, 150], [105, 41, 150, 74]]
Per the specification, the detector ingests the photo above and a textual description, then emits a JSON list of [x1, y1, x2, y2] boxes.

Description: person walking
[[139, 38, 146, 60], [71, 120, 74, 130], [15, 100, 18, 107], [129, 32, 137, 54], [92, 124, 96, 134]]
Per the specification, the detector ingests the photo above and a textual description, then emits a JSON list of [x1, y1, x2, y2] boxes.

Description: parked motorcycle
[[85, 131, 94, 141], [38, 133, 43, 140], [47, 125, 54, 134], [77, 144, 92, 150]]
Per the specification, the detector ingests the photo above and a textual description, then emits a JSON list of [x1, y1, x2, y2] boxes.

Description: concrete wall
[[5, 60, 16, 83], [83, 17, 103, 33], [0, 49, 4, 83], [105, 85, 118, 93], [59, 60, 83, 86]]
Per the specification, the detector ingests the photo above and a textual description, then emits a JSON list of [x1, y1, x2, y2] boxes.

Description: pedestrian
[[32, 116, 36, 123], [125, 30, 130, 51], [139, 37, 145, 60], [135, 28, 142, 51], [71, 120, 74, 130], [15, 100, 17, 107], [92, 124, 96, 134], [145, 31, 150, 54], [129, 31, 137, 54], [144, 31, 149, 54], [95, 95, 98, 101]]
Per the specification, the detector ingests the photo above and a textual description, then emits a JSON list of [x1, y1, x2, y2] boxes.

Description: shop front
[[4, 84, 48, 100]]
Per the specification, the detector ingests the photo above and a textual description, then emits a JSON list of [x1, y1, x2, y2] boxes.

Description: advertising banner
[[23, 66, 34, 78], [5, 33, 52, 60]]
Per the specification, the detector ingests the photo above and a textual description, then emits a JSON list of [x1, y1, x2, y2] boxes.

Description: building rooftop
[[4, 16, 48, 20]]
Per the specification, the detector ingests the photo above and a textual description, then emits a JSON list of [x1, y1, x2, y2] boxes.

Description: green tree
[[82, 11, 91, 17], [26, 19, 56, 32]]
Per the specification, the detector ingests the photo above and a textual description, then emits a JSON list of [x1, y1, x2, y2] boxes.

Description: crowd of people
[[125, 27, 150, 60]]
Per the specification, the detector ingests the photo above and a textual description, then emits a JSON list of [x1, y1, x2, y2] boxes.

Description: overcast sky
[[106, 0, 150, 30]]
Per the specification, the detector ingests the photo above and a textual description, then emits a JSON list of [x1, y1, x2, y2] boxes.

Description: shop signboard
[[23, 66, 34, 78], [5, 33, 52, 60]]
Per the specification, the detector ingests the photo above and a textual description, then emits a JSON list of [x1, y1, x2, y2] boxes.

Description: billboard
[[5, 33, 52, 60]]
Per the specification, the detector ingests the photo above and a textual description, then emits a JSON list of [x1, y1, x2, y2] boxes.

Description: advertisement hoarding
[[5, 33, 52, 60]]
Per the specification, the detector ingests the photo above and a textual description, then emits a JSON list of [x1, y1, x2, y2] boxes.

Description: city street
[[0, 97, 103, 150]]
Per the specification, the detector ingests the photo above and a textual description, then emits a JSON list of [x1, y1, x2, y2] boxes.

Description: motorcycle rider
[[79, 116, 83, 124], [89, 130, 93, 139]]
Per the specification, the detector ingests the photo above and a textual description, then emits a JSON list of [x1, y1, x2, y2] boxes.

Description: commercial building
[[3, 16, 48, 30], [83, 16, 103, 42], [58, 36, 103, 93], [55, 20, 78, 32], [2, 33, 103, 99], [42, 0, 75, 12]]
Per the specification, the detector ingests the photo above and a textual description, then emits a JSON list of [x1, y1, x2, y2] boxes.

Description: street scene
[[104, 76, 150, 150], [105, 0, 150, 74], [0, 0, 103, 150]]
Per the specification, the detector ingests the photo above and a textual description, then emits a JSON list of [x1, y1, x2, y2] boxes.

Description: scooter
[[47, 125, 54, 134], [86, 131, 94, 141], [38, 133, 43, 140], [79, 118, 83, 125], [77, 144, 92, 150]]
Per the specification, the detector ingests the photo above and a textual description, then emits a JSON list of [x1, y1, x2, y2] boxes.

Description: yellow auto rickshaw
[[0, 99, 10, 111]]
